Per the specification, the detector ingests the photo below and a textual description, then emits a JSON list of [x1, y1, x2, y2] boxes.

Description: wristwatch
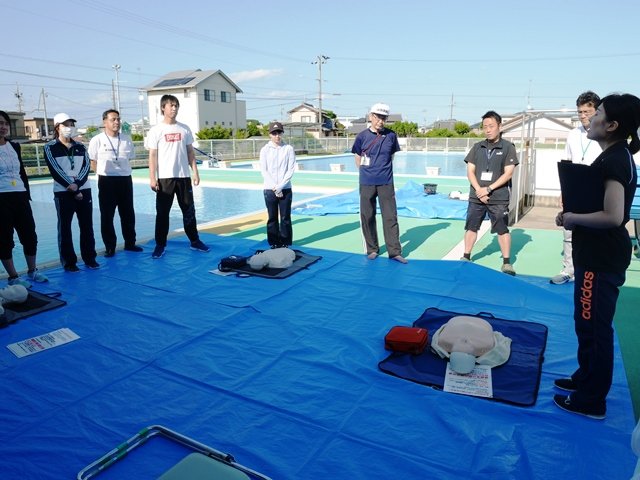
[[486, 186, 493, 195]]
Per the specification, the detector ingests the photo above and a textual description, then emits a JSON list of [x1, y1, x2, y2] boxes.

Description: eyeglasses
[[372, 113, 388, 121], [270, 131, 283, 135]]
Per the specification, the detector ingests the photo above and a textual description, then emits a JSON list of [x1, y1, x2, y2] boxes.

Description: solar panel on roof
[[154, 76, 196, 88]]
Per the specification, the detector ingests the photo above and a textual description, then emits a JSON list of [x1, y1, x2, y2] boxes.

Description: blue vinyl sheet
[[293, 180, 468, 219], [0, 233, 636, 479]]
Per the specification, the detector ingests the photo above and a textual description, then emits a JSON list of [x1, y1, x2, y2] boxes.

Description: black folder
[[557, 161, 604, 213]]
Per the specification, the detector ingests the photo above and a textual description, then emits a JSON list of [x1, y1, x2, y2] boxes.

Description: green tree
[[454, 121, 471, 136], [196, 125, 232, 139], [245, 120, 262, 137], [426, 128, 456, 137], [131, 133, 144, 141], [387, 121, 419, 137]]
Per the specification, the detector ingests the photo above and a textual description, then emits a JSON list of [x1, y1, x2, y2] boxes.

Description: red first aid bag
[[384, 326, 429, 355]]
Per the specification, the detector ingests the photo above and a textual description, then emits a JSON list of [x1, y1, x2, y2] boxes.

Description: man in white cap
[[43, 113, 99, 272], [351, 103, 406, 263]]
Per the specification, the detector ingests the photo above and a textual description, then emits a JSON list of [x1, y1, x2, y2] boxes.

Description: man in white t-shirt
[[550, 91, 602, 285], [145, 94, 209, 259], [88, 109, 142, 258]]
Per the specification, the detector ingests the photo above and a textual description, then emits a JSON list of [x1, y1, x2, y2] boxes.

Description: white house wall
[[147, 89, 200, 135], [146, 72, 246, 135]]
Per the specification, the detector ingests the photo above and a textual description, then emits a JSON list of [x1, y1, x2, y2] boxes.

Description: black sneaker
[[85, 260, 101, 270], [189, 240, 210, 253], [152, 245, 165, 259], [124, 245, 143, 252], [553, 394, 605, 420], [64, 264, 80, 272], [104, 248, 115, 258], [554, 378, 577, 392]]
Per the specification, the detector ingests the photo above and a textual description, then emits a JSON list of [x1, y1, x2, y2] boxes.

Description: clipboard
[[557, 161, 604, 213]]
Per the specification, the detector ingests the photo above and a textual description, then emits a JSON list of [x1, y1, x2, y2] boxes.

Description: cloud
[[230, 68, 283, 83]]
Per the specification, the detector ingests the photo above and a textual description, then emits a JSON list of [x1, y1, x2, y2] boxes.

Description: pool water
[[290, 152, 467, 176], [9, 180, 317, 272]]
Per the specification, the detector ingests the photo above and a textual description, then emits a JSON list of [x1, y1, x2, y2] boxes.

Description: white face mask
[[60, 126, 77, 138]]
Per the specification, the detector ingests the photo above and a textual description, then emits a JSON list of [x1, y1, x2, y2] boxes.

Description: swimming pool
[[10, 180, 317, 272], [235, 152, 468, 177]]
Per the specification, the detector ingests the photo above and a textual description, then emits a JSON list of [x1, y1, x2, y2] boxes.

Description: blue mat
[[379, 307, 548, 406], [293, 180, 468, 219], [0, 233, 636, 479]]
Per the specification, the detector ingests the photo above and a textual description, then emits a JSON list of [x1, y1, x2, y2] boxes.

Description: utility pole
[[138, 90, 145, 133], [311, 55, 329, 132], [449, 93, 455, 120], [38, 88, 49, 138], [112, 64, 121, 113], [15, 84, 24, 112]]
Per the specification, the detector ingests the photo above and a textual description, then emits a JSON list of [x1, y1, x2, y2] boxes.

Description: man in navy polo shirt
[[461, 110, 519, 275], [351, 103, 406, 263]]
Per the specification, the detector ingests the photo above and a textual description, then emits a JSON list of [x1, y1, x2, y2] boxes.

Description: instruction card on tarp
[[443, 364, 493, 398], [7, 328, 80, 358]]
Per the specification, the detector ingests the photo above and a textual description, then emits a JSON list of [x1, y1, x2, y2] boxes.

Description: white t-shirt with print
[[145, 121, 193, 179]]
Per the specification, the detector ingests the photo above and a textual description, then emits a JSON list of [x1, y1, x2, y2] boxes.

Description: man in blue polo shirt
[[351, 103, 406, 263]]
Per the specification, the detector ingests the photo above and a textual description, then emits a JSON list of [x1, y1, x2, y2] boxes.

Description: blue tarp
[[293, 181, 468, 219], [0, 233, 636, 479]]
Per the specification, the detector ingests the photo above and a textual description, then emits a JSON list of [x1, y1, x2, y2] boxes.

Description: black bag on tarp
[[218, 255, 248, 272]]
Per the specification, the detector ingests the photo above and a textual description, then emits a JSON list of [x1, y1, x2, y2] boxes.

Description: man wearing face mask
[[43, 113, 99, 272]]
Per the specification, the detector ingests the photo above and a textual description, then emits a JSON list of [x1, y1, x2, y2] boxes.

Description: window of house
[[204, 89, 214, 101], [221, 91, 231, 103], [302, 115, 312, 123]]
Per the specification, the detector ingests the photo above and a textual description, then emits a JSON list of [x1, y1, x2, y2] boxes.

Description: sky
[[2, 0, 640, 129]]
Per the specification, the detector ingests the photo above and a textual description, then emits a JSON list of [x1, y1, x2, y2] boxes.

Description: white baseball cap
[[370, 103, 390, 116], [53, 113, 76, 126]]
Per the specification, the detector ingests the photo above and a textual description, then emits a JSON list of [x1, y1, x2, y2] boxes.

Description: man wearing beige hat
[[351, 103, 406, 263], [43, 113, 99, 271]]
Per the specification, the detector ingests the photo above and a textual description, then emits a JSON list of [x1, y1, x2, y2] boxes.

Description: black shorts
[[465, 202, 510, 235]]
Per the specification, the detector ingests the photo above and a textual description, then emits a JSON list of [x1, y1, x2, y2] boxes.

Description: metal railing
[[18, 137, 569, 176]]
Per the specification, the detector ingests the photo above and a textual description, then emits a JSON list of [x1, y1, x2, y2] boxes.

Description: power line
[[331, 52, 640, 64]]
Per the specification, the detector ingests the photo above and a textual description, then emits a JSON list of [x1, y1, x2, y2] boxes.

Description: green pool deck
[[181, 166, 640, 419]]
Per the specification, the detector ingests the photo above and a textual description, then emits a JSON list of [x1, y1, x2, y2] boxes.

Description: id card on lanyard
[[481, 147, 495, 181], [361, 133, 382, 166]]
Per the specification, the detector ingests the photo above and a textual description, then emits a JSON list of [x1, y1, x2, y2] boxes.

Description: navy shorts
[[465, 202, 510, 234]]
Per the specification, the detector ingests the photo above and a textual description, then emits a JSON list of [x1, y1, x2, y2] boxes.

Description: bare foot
[[367, 252, 378, 260], [391, 255, 408, 264]]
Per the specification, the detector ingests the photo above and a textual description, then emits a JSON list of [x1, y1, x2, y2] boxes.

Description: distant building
[[287, 103, 335, 138], [23, 116, 54, 141], [4, 111, 27, 141], [144, 69, 246, 135], [342, 112, 403, 136], [501, 113, 573, 143]]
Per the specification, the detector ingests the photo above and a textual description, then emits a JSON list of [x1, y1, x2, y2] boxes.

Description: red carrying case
[[384, 326, 429, 355]]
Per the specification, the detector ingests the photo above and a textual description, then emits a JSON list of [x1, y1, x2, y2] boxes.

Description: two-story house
[[144, 69, 246, 136], [287, 103, 335, 138]]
